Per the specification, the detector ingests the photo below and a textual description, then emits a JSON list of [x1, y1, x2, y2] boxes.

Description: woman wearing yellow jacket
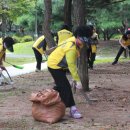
[[47, 26, 93, 119], [0, 37, 15, 67], [87, 26, 98, 69], [112, 29, 130, 65], [56, 24, 73, 45], [32, 35, 47, 72]]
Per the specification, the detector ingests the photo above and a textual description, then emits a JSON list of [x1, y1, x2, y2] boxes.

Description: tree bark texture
[[43, 0, 55, 48], [64, 0, 72, 28], [73, 0, 89, 91]]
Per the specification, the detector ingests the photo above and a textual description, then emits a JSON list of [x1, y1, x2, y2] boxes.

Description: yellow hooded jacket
[[47, 36, 80, 82], [0, 38, 6, 65], [57, 29, 73, 45], [33, 35, 47, 55], [91, 32, 98, 53], [122, 39, 130, 46]]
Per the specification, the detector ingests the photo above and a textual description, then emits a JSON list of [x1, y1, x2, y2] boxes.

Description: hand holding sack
[[30, 89, 66, 124]]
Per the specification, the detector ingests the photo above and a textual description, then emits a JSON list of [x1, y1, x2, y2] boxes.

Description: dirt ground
[[0, 40, 130, 130]]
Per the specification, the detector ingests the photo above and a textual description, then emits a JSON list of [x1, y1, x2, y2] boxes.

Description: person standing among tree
[[112, 28, 130, 65], [87, 25, 98, 69], [47, 25, 93, 119], [32, 35, 47, 72]]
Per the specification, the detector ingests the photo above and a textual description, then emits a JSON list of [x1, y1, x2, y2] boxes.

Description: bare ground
[[0, 40, 130, 130]]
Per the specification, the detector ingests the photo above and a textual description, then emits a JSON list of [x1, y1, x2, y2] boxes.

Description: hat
[[125, 28, 130, 35], [78, 37, 89, 44], [3, 37, 15, 52], [74, 25, 93, 38]]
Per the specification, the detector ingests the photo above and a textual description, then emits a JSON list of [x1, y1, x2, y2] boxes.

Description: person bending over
[[112, 29, 130, 65], [47, 25, 93, 119], [32, 35, 47, 72]]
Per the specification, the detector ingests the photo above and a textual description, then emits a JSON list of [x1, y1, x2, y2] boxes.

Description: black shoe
[[112, 60, 118, 65], [88, 65, 93, 70]]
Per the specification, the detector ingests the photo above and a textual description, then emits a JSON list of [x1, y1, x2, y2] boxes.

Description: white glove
[[76, 81, 82, 89]]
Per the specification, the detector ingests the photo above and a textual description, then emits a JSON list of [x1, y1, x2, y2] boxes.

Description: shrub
[[21, 35, 33, 42], [112, 34, 122, 39], [12, 35, 22, 43], [12, 35, 33, 43]]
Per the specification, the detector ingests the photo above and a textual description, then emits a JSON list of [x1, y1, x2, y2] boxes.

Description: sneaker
[[112, 60, 118, 65], [70, 109, 82, 119], [35, 68, 41, 72]]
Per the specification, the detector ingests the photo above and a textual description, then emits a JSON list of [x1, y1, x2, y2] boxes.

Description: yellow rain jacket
[[57, 29, 73, 45], [33, 35, 47, 55], [0, 38, 6, 65], [47, 36, 80, 82], [91, 32, 98, 53], [122, 39, 130, 46]]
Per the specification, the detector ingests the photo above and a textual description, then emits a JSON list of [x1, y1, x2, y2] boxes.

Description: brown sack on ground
[[30, 89, 66, 124], [30, 89, 61, 106], [32, 102, 65, 124]]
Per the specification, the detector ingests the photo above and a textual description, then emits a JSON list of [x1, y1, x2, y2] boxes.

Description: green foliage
[[13, 41, 34, 55], [3, 0, 130, 37], [112, 34, 122, 39], [5, 57, 35, 66], [12, 35, 22, 43], [21, 35, 33, 42], [95, 57, 130, 64], [12, 35, 33, 43]]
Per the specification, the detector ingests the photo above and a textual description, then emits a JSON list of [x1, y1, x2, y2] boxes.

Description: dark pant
[[32, 47, 42, 70], [87, 47, 96, 68], [115, 45, 130, 61], [48, 67, 75, 107]]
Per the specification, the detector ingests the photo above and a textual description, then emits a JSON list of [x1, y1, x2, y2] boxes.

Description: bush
[[112, 34, 122, 39], [12, 35, 33, 43], [21, 35, 33, 42], [12, 35, 22, 43]]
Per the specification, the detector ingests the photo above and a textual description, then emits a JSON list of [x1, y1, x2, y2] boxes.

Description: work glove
[[75, 81, 82, 89], [0, 66, 6, 70]]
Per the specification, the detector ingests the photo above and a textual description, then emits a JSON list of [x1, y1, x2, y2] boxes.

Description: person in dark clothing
[[112, 29, 130, 65], [47, 25, 93, 119]]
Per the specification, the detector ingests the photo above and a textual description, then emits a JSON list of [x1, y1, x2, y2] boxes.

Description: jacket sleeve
[[66, 50, 80, 82]]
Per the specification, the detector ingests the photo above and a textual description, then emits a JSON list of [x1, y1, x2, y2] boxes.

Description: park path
[[3, 62, 47, 78]]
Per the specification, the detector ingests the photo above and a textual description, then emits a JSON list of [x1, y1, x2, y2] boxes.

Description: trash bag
[[30, 89, 66, 124]]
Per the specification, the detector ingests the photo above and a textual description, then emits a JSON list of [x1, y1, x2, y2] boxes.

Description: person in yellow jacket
[[0, 37, 15, 85], [56, 24, 73, 45], [0, 37, 15, 68], [112, 28, 130, 65], [87, 26, 98, 69], [32, 35, 47, 72], [47, 25, 93, 119]]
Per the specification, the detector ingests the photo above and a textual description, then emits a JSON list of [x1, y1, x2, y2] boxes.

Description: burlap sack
[[30, 89, 61, 106], [30, 89, 66, 124]]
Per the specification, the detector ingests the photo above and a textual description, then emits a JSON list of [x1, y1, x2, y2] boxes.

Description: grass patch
[[7, 41, 34, 55], [5, 41, 35, 66], [95, 57, 130, 64], [4, 57, 35, 67]]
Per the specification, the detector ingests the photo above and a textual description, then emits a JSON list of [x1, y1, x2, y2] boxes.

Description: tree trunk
[[64, 0, 72, 28], [1, 15, 6, 38], [122, 19, 128, 58], [43, 0, 55, 48], [73, 0, 89, 92]]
